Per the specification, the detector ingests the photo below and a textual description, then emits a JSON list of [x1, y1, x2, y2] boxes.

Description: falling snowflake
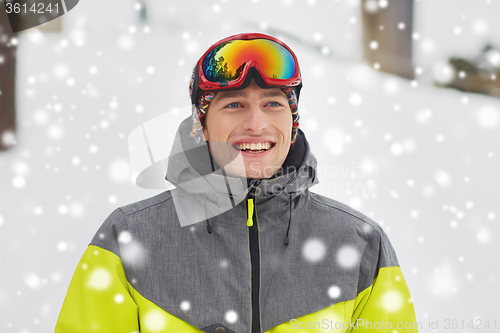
[[33, 109, 49, 125], [12, 176, 26, 189], [121, 242, 147, 267], [477, 228, 491, 244], [87, 268, 112, 291], [118, 35, 134, 50], [472, 19, 488, 35], [390, 142, 404, 156], [415, 109, 432, 124], [220, 259, 229, 268], [143, 310, 167, 331], [434, 170, 452, 187], [349, 197, 362, 209], [225, 310, 238, 324], [381, 290, 403, 312], [58, 205, 69, 215], [349, 93, 363, 106], [89, 145, 98, 153], [180, 301, 191, 311], [328, 285, 341, 299], [118, 231, 133, 244], [336, 245, 360, 269], [24, 273, 43, 290], [383, 79, 399, 94], [364, 0, 378, 13], [48, 124, 64, 140], [302, 238, 327, 263], [433, 62, 455, 84], [57, 241, 68, 252], [323, 128, 346, 156], [108, 159, 132, 183], [476, 105, 499, 129]]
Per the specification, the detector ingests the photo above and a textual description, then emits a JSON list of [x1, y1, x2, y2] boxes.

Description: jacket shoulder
[[309, 191, 380, 230], [88, 190, 174, 256], [309, 191, 399, 268], [119, 190, 173, 215]]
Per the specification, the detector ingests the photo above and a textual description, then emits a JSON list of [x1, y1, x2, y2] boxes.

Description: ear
[[201, 126, 207, 142]]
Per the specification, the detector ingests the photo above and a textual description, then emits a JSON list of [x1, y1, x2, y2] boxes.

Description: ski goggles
[[191, 33, 302, 105]]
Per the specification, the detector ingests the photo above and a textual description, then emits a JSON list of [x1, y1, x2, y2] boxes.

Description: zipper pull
[[247, 198, 254, 227]]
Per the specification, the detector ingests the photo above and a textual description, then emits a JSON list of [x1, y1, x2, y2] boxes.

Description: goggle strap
[[191, 66, 201, 106]]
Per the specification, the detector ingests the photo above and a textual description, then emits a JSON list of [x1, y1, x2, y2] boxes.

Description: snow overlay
[[0, 0, 499, 331]]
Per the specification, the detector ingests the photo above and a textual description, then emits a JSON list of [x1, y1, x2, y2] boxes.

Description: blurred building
[[0, 8, 17, 151]]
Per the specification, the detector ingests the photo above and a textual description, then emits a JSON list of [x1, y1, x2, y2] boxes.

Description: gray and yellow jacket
[[56, 117, 419, 333]]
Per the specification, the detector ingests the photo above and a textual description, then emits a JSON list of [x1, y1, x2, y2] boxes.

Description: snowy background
[[1, 0, 500, 332]]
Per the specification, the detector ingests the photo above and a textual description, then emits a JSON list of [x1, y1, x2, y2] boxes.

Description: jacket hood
[[165, 116, 319, 228]]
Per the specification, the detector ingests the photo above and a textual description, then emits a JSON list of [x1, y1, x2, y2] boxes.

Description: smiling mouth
[[232, 142, 276, 153]]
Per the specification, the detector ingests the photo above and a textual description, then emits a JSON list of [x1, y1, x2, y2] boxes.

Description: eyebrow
[[214, 90, 286, 103]]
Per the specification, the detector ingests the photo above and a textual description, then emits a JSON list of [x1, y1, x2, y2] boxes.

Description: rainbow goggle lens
[[192, 33, 302, 104]]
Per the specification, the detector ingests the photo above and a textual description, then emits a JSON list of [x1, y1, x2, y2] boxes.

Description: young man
[[56, 33, 419, 333]]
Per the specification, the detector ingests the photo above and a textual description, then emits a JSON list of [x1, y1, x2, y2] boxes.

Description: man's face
[[203, 80, 293, 179]]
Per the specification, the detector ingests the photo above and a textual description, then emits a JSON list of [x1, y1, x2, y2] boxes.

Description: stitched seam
[[127, 282, 206, 330], [119, 193, 174, 216], [310, 195, 379, 230]]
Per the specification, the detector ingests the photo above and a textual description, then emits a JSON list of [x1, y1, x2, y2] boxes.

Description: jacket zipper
[[247, 180, 261, 333]]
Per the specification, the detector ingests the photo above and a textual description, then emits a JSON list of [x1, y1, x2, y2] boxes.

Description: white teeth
[[236, 142, 272, 151]]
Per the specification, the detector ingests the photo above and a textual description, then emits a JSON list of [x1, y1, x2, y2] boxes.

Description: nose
[[242, 104, 268, 132]]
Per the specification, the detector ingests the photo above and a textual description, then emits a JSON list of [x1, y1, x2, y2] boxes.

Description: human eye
[[267, 101, 282, 107], [226, 102, 241, 108]]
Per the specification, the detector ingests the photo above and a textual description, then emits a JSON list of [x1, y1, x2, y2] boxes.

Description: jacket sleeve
[[55, 209, 139, 333], [349, 227, 419, 332]]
